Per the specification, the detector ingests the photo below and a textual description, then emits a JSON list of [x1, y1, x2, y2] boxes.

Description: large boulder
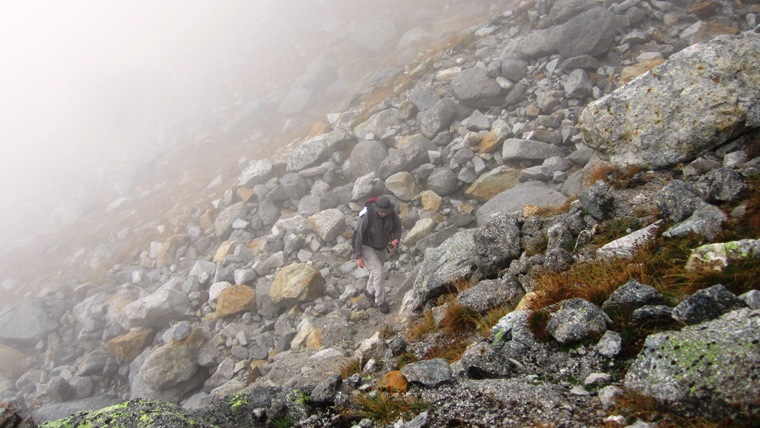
[[125, 279, 193, 329], [286, 130, 352, 172], [451, 68, 505, 108], [547, 298, 611, 344], [580, 32, 760, 169], [625, 309, 760, 423], [418, 99, 456, 139], [0, 298, 59, 345], [308, 208, 346, 243], [215, 202, 248, 239], [353, 108, 402, 140], [270, 263, 325, 306], [464, 166, 521, 201], [473, 214, 522, 276], [349, 140, 387, 179], [377, 134, 433, 179], [138, 328, 205, 392], [476, 181, 567, 226], [237, 159, 273, 187], [412, 230, 478, 308], [557, 7, 617, 58]]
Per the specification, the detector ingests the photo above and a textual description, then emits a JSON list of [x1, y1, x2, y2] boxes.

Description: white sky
[[0, 1, 287, 240]]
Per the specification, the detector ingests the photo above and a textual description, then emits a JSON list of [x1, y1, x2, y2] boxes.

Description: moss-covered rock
[[624, 308, 760, 423], [38, 399, 219, 428]]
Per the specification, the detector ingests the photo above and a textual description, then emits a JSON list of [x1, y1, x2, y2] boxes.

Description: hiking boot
[[377, 302, 390, 314]]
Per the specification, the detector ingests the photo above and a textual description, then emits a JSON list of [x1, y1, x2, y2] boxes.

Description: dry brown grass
[[405, 310, 437, 342], [582, 163, 615, 187], [612, 389, 721, 428], [527, 255, 651, 310], [340, 358, 363, 379], [348, 392, 429, 426]]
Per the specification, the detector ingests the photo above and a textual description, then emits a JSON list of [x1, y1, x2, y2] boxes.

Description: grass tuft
[[349, 392, 428, 426], [340, 358, 363, 380], [440, 303, 479, 336], [405, 310, 436, 342], [613, 389, 721, 428]]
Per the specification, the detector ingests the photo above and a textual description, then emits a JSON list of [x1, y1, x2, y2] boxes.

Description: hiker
[[353, 195, 401, 314]]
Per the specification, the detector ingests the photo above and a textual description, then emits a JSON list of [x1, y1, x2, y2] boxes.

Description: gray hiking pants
[[362, 245, 386, 306]]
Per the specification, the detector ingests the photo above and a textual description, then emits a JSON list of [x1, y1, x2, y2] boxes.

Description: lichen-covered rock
[[473, 214, 522, 276], [578, 180, 613, 220], [547, 298, 611, 344], [685, 239, 760, 273], [38, 399, 217, 428], [580, 32, 760, 170], [624, 309, 760, 423], [662, 204, 727, 240]]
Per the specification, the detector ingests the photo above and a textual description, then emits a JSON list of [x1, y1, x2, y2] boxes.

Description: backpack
[[351, 198, 378, 251]]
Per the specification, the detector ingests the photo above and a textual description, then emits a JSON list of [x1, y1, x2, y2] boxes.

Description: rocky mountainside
[[1, 0, 760, 427]]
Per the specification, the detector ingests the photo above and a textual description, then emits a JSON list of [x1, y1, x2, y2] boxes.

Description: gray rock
[[287, 130, 352, 172], [377, 135, 433, 180], [349, 140, 387, 179], [310, 374, 342, 404], [500, 58, 529, 81], [558, 8, 617, 58], [408, 87, 440, 111], [298, 195, 323, 217], [747, 100, 760, 128], [543, 248, 573, 272], [125, 279, 193, 329], [457, 276, 525, 314], [564, 69, 592, 99], [656, 180, 707, 223], [412, 230, 478, 309], [596, 330, 622, 358], [546, 223, 573, 252], [139, 341, 201, 392], [662, 204, 727, 240], [625, 309, 760, 422], [215, 202, 248, 239], [0, 298, 59, 345], [578, 180, 614, 220], [451, 68, 505, 108], [672, 284, 746, 325], [308, 208, 345, 243], [277, 173, 309, 201], [426, 167, 459, 196], [502, 139, 565, 163], [401, 358, 452, 386], [700, 168, 747, 203], [32, 396, 120, 424], [459, 341, 516, 379], [547, 298, 611, 344], [354, 109, 402, 141], [631, 305, 674, 327], [580, 32, 760, 169], [740, 289, 760, 310], [238, 159, 273, 187], [474, 214, 522, 276], [548, 0, 599, 25], [45, 376, 75, 402], [418, 99, 457, 139], [476, 181, 567, 225], [602, 279, 666, 313]]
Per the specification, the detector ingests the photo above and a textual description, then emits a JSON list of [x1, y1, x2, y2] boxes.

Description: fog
[[0, 0, 342, 244]]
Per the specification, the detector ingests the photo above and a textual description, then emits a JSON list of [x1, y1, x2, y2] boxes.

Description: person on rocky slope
[[352, 195, 401, 314]]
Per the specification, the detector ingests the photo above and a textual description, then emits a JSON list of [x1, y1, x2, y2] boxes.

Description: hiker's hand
[[356, 258, 365, 268], [391, 239, 399, 248]]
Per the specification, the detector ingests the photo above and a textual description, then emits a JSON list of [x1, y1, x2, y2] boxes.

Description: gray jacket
[[353, 209, 401, 259]]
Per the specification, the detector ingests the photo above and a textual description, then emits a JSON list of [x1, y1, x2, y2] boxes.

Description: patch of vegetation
[[529, 256, 651, 310], [526, 310, 552, 343], [590, 217, 644, 247], [423, 336, 471, 363], [340, 358, 363, 379], [396, 352, 418, 368], [270, 415, 295, 428], [348, 392, 429, 426], [405, 309, 437, 342], [475, 304, 515, 338], [612, 389, 723, 428], [441, 303, 479, 336], [583, 163, 615, 187]]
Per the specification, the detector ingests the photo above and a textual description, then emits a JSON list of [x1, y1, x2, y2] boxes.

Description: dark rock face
[[672, 284, 747, 325], [473, 214, 522, 276]]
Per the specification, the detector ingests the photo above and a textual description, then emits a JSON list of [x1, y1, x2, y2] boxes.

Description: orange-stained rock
[[214, 285, 256, 318], [306, 329, 323, 350], [378, 370, 409, 393], [106, 328, 155, 363], [213, 241, 237, 263]]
